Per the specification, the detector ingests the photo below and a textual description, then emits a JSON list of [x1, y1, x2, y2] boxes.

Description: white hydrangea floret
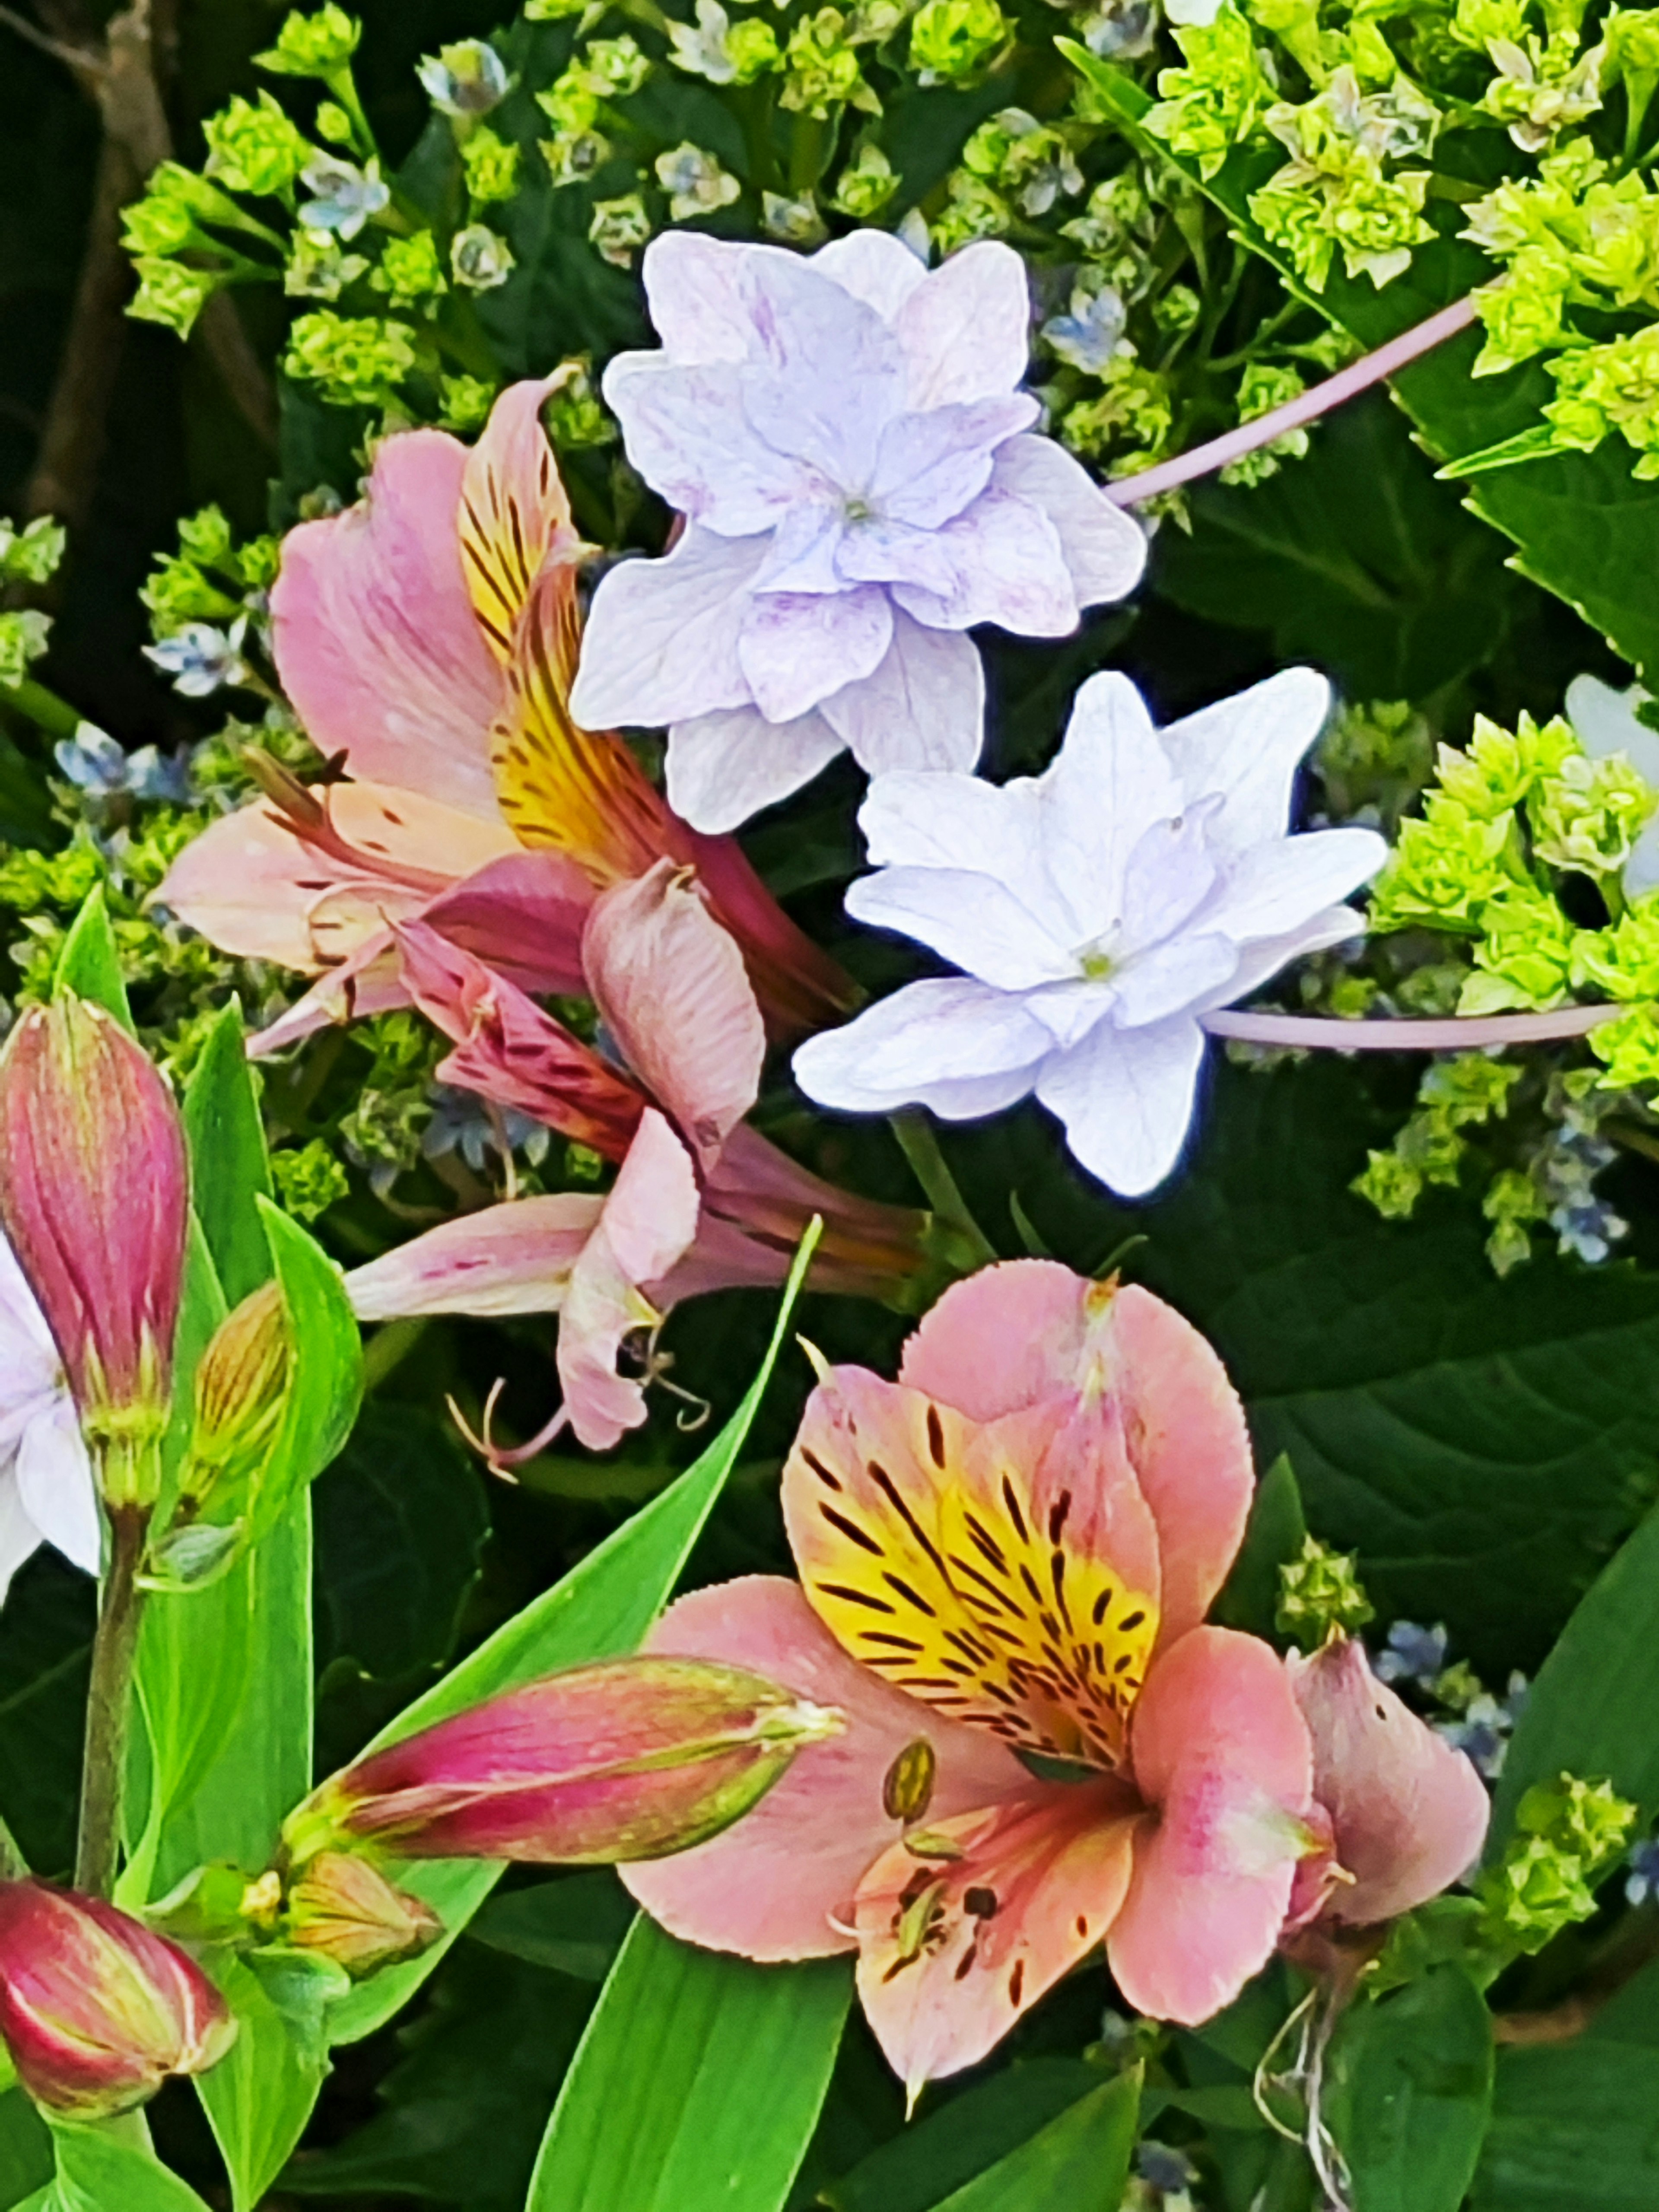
[[793, 668, 1388, 1199], [1565, 672, 1659, 898], [568, 228, 1149, 833]]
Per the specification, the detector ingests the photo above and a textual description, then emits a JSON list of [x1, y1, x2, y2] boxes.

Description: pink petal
[[1286, 1638, 1489, 1926], [159, 804, 355, 970], [459, 376, 582, 661], [395, 921, 645, 1159], [701, 1122, 926, 1300], [782, 1368, 1160, 1768], [854, 1782, 1138, 2093], [250, 931, 411, 1058], [621, 1576, 1030, 1961], [270, 431, 504, 819], [1110, 1627, 1314, 2026], [345, 1195, 604, 1322], [581, 861, 764, 1173], [557, 1109, 702, 1450], [899, 1265, 1253, 1648]]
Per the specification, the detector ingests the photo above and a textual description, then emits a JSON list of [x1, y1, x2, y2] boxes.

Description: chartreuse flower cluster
[[0, 514, 67, 691]]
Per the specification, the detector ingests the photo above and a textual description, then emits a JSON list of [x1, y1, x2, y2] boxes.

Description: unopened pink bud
[[283, 1656, 843, 1866], [0, 995, 188, 1500], [0, 1880, 235, 2120], [283, 1853, 444, 1977]]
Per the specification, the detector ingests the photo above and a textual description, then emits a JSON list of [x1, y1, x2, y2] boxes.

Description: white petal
[[988, 435, 1148, 607], [810, 230, 929, 323], [16, 1403, 101, 1577], [1036, 672, 1183, 942], [636, 232, 757, 363], [1190, 905, 1367, 1013], [604, 359, 811, 533], [846, 867, 1076, 989], [1110, 932, 1239, 1028], [665, 703, 844, 833], [1628, 823, 1659, 900], [895, 242, 1031, 409], [570, 527, 766, 730], [853, 763, 1078, 948], [891, 490, 1077, 637], [1159, 669, 1332, 853], [868, 399, 1036, 531], [737, 586, 893, 724], [0, 1469, 43, 1613], [1201, 826, 1388, 945], [822, 614, 985, 779], [1036, 1017, 1208, 1200], [793, 977, 1051, 1118], [1566, 674, 1659, 787]]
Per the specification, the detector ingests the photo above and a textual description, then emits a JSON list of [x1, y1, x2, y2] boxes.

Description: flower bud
[[182, 1280, 290, 1509], [0, 994, 188, 1506], [282, 1853, 443, 1976], [283, 1656, 844, 1866], [0, 1880, 235, 2119]]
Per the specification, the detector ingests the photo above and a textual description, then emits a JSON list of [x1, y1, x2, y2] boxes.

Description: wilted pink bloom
[[620, 1261, 1485, 2093], [1284, 1636, 1489, 1930], [283, 1655, 844, 1865], [159, 377, 851, 1049], [0, 1880, 235, 2119], [344, 861, 925, 1449], [0, 995, 188, 1494]]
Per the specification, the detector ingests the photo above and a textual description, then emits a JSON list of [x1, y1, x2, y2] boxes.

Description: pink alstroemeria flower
[[344, 860, 926, 1450], [620, 1260, 1487, 2093], [158, 377, 851, 1049]]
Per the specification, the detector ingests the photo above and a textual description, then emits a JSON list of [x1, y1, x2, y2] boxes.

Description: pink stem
[[1201, 1004, 1622, 1051], [1107, 296, 1478, 507]]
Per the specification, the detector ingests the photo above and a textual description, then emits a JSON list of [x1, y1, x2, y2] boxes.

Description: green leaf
[[0, 2092, 50, 2211], [181, 1002, 273, 1308], [195, 1954, 331, 2212], [925, 2073, 1140, 2212], [1213, 1454, 1306, 1639], [825, 2060, 1104, 2212], [1330, 1968, 1494, 2212], [1060, 43, 1659, 681], [1471, 2038, 1659, 2209], [326, 1224, 820, 2048], [244, 1198, 362, 1549], [314, 1402, 489, 1681], [528, 1915, 851, 2212], [1434, 426, 1573, 479], [1490, 1506, 1659, 1850], [21, 2126, 213, 2212], [470, 1870, 636, 1983], [0, 1556, 92, 1875], [50, 887, 131, 1029]]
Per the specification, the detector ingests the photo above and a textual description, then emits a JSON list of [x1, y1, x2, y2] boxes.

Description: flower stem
[[1201, 1004, 1621, 1050], [1108, 296, 1478, 507], [889, 1110, 998, 1270], [75, 1506, 148, 1900], [0, 674, 87, 743]]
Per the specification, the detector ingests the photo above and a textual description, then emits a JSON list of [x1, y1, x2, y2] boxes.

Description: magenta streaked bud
[[283, 1853, 444, 1977], [0, 1880, 236, 2120], [283, 1656, 844, 1867], [0, 994, 188, 1502]]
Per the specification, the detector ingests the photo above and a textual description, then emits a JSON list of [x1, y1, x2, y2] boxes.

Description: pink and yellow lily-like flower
[[620, 1260, 1489, 2093], [159, 376, 852, 1050], [344, 858, 927, 1452]]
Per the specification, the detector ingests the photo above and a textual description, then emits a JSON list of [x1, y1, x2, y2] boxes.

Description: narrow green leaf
[[196, 1954, 331, 2212], [327, 1223, 821, 2047], [826, 2060, 1103, 2212], [1491, 1507, 1659, 1851], [1434, 426, 1570, 480], [181, 1003, 273, 1307], [245, 1198, 362, 1547], [22, 2125, 212, 2212], [927, 2072, 1141, 2212], [50, 888, 132, 1030], [1331, 1967, 1494, 2212], [528, 1916, 850, 2212], [1212, 1454, 1306, 1638]]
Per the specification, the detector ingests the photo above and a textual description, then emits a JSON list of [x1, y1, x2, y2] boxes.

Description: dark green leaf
[[1471, 2038, 1659, 2210], [314, 1402, 489, 1682], [528, 1916, 851, 2212], [825, 2060, 1105, 2212], [1213, 1454, 1306, 1639], [1491, 1506, 1659, 1850], [50, 887, 131, 1029], [1330, 1967, 1494, 2212], [0, 1554, 90, 1875], [0, 2091, 50, 2211], [470, 1871, 636, 1984], [181, 1002, 273, 1309], [327, 1225, 819, 2047], [926, 2073, 1140, 2212]]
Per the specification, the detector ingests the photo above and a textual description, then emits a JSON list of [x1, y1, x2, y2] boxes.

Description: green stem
[[74, 1508, 148, 1900], [0, 675, 87, 742], [0, 1812, 26, 1881], [889, 1110, 997, 1270]]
